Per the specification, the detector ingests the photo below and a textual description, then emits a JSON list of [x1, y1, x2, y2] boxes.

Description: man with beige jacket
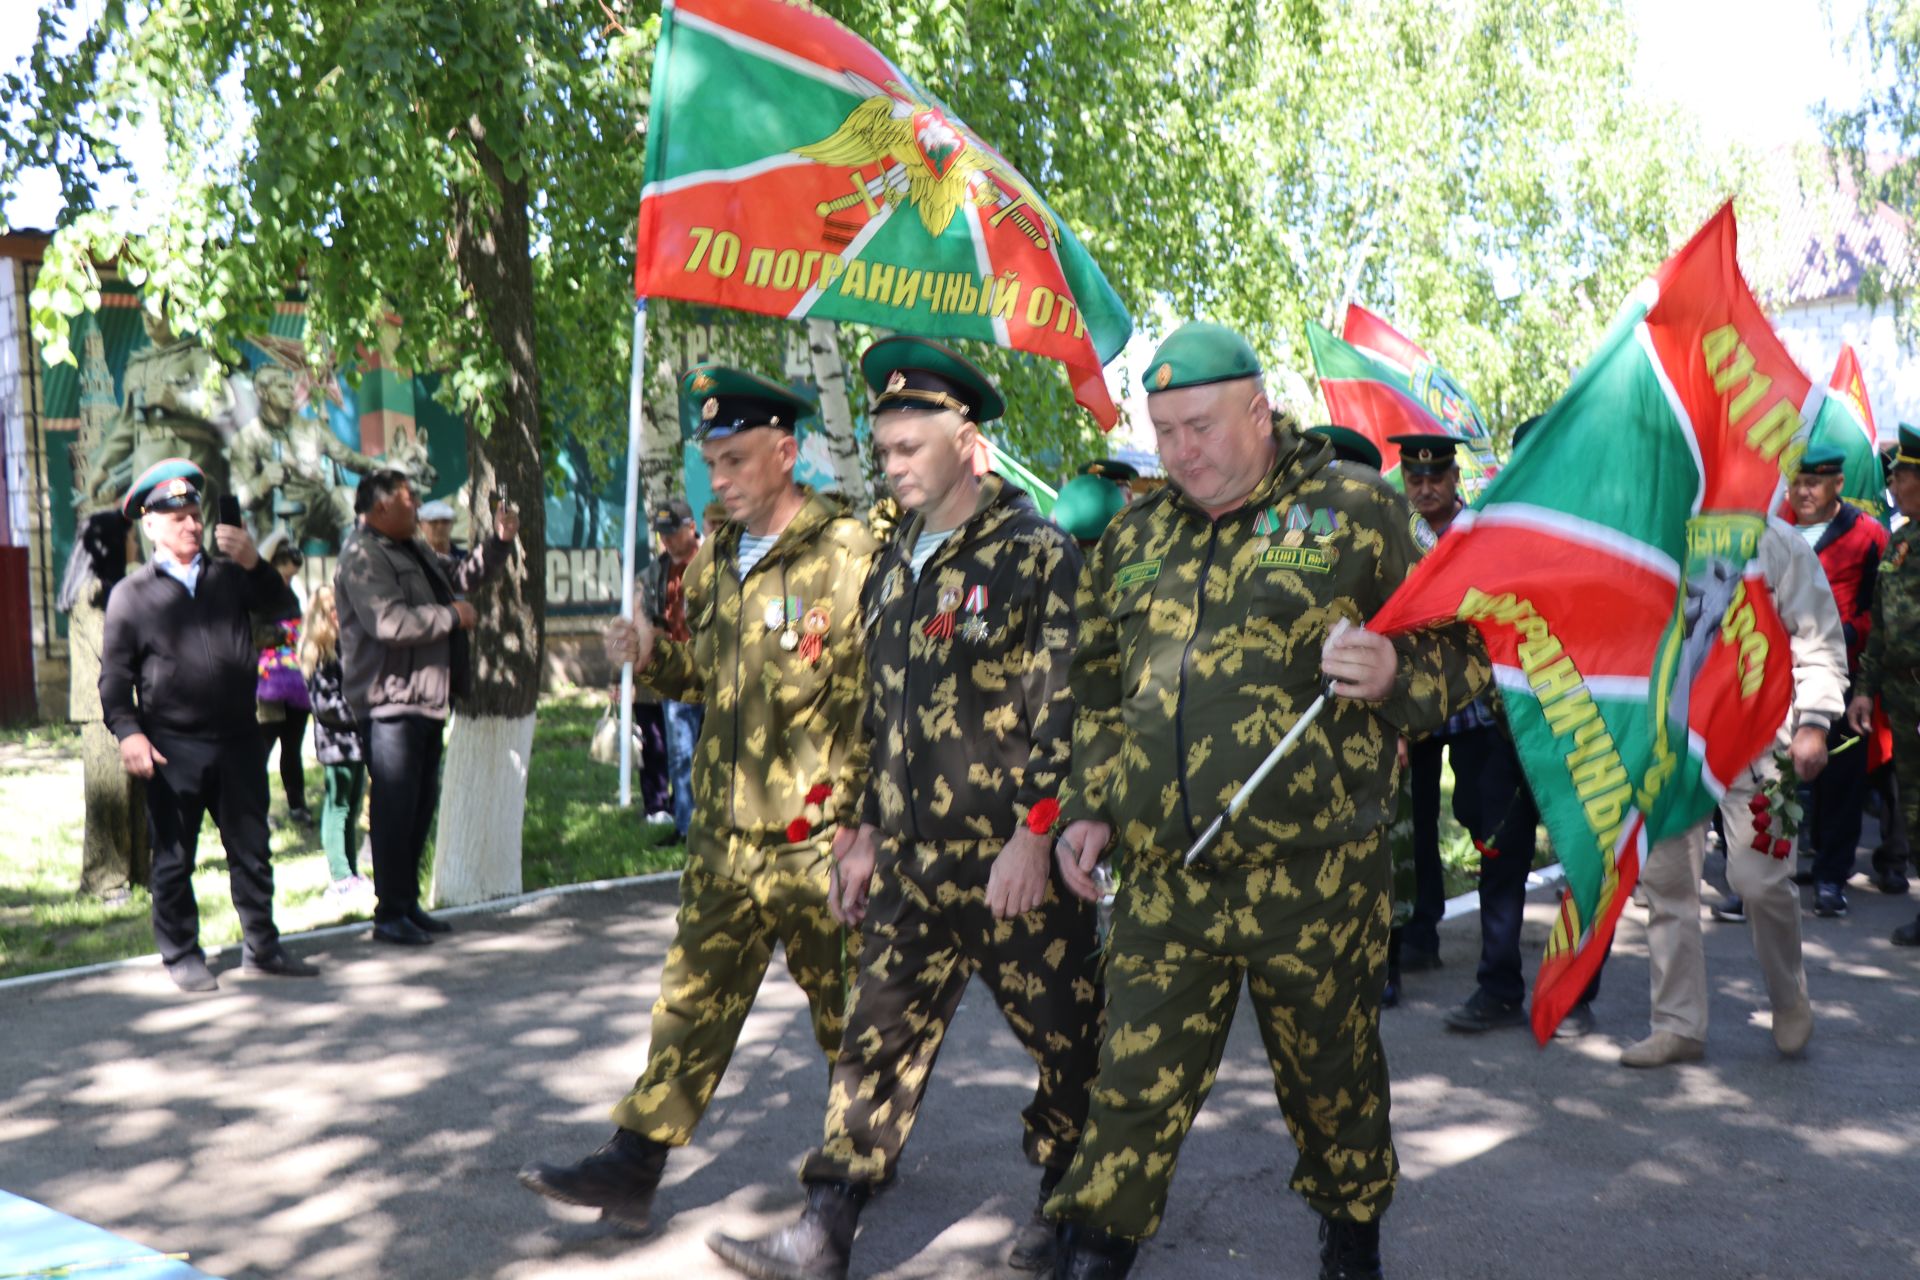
[[1624, 516, 1846, 1068]]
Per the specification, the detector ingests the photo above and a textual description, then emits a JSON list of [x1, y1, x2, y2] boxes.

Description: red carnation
[[805, 782, 833, 806], [1026, 798, 1062, 835], [1748, 794, 1769, 815], [1772, 837, 1791, 859], [1752, 812, 1771, 833], [1751, 833, 1772, 853], [1474, 839, 1501, 860], [786, 817, 812, 844]]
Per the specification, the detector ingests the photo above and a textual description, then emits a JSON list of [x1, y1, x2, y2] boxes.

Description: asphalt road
[[2, 870, 1916, 1279]]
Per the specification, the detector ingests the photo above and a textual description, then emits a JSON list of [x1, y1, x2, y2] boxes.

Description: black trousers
[[145, 731, 279, 965], [1809, 713, 1870, 886], [1450, 727, 1541, 1005], [364, 713, 445, 923], [260, 707, 309, 812], [631, 701, 670, 815], [1405, 736, 1450, 956]]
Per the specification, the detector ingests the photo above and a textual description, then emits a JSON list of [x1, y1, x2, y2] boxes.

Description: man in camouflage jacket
[[710, 337, 1103, 1280], [1046, 323, 1490, 1280], [517, 365, 876, 1233], [1850, 422, 1920, 947]]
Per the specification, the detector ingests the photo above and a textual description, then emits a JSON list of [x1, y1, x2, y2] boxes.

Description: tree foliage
[[1823, 0, 1920, 347]]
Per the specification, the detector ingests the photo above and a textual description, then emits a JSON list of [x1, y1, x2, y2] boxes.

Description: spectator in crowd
[[334, 468, 518, 946], [419, 498, 466, 571], [1625, 517, 1844, 1067], [59, 507, 151, 899], [1784, 444, 1887, 919], [256, 536, 312, 826], [300, 584, 369, 899], [98, 458, 317, 992], [645, 497, 704, 839]]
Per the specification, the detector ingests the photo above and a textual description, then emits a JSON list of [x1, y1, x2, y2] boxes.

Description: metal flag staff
[[1183, 688, 1333, 869]]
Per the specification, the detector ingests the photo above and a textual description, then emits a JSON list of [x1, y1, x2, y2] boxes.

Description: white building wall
[[0, 259, 27, 548], [1772, 296, 1920, 443]]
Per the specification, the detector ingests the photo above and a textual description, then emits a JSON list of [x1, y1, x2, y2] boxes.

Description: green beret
[[1797, 442, 1848, 476], [862, 335, 1004, 423], [1142, 321, 1261, 393], [1304, 425, 1382, 472], [1081, 457, 1139, 483], [1388, 432, 1462, 476], [1052, 474, 1127, 543], [123, 457, 205, 518], [681, 363, 814, 442]]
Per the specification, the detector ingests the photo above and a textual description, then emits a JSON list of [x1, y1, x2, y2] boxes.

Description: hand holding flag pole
[[1184, 619, 1386, 868]]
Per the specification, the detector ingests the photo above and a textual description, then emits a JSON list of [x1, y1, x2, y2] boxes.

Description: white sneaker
[[646, 811, 673, 826]]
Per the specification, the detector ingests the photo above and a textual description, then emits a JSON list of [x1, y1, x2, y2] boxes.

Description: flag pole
[[617, 296, 650, 807]]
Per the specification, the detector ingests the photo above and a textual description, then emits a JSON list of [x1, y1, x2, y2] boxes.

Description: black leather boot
[[515, 1129, 668, 1233], [1053, 1222, 1138, 1279], [1318, 1214, 1384, 1280], [1008, 1164, 1068, 1271], [707, 1179, 870, 1280]]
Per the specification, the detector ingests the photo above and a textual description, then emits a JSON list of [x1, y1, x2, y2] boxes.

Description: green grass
[[0, 692, 683, 980]]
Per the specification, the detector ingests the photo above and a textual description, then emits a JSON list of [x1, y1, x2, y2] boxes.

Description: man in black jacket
[[709, 337, 1101, 1280], [100, 459, 316, 993]]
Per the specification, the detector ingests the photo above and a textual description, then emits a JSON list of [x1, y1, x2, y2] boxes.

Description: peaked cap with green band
[[862, 335, 1005, 423], [681, 363, 814, 442], [1796, 442, 1848, 476], [1142, 321, 1261, 392], [123, 457, 205, 518], [1052, 473, 1128, 544], [1388, 432, 1462, 476], [1305, 425, 1382, 472], [1893, 424, 1920, 473]]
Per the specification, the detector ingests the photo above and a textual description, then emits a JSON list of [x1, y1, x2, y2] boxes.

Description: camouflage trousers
[[800, 836, 1104, 1186], [611, 835, 855, 1145], [1047, 830, 1397, 1239], [1883, 688, 1920, 871]]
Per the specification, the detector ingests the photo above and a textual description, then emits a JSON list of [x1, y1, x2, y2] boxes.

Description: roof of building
[[1746, 149, 1915, 308]]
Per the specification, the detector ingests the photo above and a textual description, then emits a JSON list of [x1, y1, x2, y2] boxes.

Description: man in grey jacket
[[1623, 516, 1847, 1067], [335, 469, 518, 946]]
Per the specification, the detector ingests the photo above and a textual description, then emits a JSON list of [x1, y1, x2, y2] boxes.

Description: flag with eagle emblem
[[635, 0, 1133, 427]]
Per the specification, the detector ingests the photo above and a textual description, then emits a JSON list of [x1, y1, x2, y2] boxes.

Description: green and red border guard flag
[[1805, 345, 1884, 519], [1369, 203, 1812, 1041], [634, 0, 1132, 426], [1306, 304, 1501, 496]]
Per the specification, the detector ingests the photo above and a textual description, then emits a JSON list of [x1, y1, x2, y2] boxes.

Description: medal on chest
[[799, 605, 831, 664], [958, 584, 989, 644], [766, 595, 802, 651], [925, 585, 962, 640]]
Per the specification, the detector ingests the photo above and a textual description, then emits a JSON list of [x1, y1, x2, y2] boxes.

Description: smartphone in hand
[[217, 495, 243, 528]]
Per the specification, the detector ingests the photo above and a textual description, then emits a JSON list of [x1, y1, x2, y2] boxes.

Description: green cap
[[1142, 321, 1261, 393], [1896, 424, 1920, 471], [1305, 425, 1382, 472], [122, 457, 205, 518], [1388, 433, 1462, 476], [1081, 457, 1139, 483], [862, 335, 1005, 423], [1796, 442, 1848, 476], [681, 364, 814, 442], [1052, 474, 1127, 543]]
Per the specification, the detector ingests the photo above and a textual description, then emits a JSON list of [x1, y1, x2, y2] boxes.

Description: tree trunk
[[640, 323, 686, 517], [433, 130, 545, 907], [807, 318, 870, 504]]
